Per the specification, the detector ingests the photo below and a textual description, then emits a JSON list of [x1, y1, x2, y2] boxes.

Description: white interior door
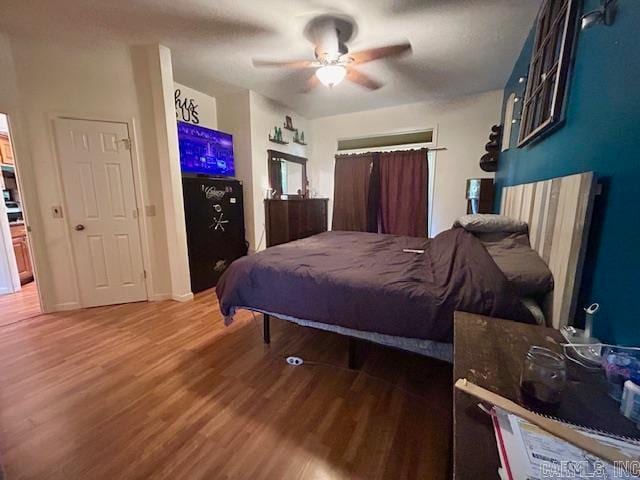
[[54, 118, 147, 307]]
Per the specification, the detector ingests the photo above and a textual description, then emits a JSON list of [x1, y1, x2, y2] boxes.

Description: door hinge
[[120, 138, 132, 150]]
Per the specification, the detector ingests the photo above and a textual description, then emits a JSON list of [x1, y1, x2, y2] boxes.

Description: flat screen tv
[[177, 121, 235, 177]]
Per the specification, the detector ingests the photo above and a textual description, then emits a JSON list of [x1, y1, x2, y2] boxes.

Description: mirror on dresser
[[267, 149, 307, 199], [265, 150, 327, 247]]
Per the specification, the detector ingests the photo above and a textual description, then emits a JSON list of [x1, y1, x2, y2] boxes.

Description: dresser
[[264, 198, 329, 247]]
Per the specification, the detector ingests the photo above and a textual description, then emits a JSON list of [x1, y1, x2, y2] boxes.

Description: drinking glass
[[520, 346, 567, 412]]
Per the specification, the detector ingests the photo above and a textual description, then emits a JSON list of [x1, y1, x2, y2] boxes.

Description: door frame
[[0, 109, 43, 309], [48, 112, 153, 308]]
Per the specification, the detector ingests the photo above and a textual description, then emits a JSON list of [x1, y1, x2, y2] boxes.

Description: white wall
[[0, 31, 192, 309], [248, 91, 309, 251], [216, 90, 254, 250], [174, 82, 217, 129], [308, 90, 502, 235], [217, 90, 310, 252], [147, 45, 192, 302]]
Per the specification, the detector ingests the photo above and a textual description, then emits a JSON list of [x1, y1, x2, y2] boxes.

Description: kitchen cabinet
[[0, 133, 14, 165], [10, 224, 33, 284]]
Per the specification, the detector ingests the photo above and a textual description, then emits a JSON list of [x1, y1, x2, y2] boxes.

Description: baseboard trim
[[52, 302, 81, 311], [149, 293, 171, 302], [171, 292, 193, 302]]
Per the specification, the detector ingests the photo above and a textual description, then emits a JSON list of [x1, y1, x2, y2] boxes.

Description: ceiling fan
[[252, 14, 411, 92]]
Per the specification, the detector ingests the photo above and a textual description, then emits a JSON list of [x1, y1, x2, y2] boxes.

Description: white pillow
[[453, 214, 528, 233]]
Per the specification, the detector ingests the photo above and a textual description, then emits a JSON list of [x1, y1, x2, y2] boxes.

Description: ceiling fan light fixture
[[316, 65, 346, 87]]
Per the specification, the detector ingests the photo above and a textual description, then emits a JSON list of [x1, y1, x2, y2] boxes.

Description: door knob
[[74, 224, 85, 231]]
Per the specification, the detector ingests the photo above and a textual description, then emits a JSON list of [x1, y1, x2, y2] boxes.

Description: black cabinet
[[182, 176, 247, 293]]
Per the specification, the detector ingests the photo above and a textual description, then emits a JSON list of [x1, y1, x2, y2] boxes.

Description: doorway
[[0, 112, 42, 323]]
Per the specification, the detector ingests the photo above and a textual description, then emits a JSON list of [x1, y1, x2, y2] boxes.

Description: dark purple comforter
[[216, 229, 535, 342]]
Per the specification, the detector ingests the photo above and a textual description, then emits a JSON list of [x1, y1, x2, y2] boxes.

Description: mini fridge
[[182, 176, 247, 293]]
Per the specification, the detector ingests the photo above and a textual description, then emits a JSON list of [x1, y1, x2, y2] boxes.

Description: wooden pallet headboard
[[500, 172, 597, 329]]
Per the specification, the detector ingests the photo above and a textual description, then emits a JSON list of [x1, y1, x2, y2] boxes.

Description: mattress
[[217, 229, 536, 343]]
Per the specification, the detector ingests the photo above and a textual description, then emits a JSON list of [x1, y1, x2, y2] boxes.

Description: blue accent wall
[[496, 0, 640, 344]]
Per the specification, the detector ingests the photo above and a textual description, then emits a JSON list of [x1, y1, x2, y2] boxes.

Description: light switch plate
[[145, 205, 156, 217], [52, 206, 63, 218]]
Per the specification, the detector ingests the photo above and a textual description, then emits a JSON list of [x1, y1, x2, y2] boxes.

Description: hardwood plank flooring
[[0, 290, 452, 479], [0, 281, 41, 326]]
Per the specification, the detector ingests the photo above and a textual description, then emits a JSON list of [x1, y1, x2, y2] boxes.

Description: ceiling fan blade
[[345, 42, 412, 64], [252, 58, 316, 69], [301, 72, 320, 93], [346, 68, 383, 90]]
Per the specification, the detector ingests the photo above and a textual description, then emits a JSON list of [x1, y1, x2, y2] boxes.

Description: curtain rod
[[337, 146, 448, 155]]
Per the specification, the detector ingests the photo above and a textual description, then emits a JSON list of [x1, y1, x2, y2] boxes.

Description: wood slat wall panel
[[500, 172, 595, 328]]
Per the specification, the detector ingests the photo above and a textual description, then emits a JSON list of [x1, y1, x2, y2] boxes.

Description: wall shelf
[[283, 125, 297, 132], [292, 140, 307, 146], [269, 136, 289, 145]]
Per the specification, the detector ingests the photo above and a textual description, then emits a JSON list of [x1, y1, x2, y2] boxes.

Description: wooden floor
[[0, 281, 41, 326], [0, 290, 452, 480]]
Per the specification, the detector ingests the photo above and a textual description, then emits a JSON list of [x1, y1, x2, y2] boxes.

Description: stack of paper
[[491, 407, 640, 479]]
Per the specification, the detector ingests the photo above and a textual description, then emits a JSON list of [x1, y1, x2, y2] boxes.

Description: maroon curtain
[[332, 154, 375, 232], [379, 149, 428, 237]]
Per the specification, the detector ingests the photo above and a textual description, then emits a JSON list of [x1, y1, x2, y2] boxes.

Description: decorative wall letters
[[175, 88, 200, 125]]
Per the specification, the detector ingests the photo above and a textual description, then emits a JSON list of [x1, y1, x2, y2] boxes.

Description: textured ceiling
[[1, 0, 541, 118]]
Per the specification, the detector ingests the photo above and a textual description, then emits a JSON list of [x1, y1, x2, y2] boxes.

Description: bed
[[216, 172, 597, 362]]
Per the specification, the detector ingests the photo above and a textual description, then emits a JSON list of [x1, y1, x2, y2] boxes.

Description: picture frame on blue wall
[[518, 0, 580, 147]]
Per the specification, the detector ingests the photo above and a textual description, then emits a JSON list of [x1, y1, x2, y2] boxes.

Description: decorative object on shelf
[[292, 129, 307, 146], [269, 134, 289, 145], [284, 116, 295, 131], [479, 124, 501, 172], [269, 126, 288, 144], [465, 178, 495, 214]]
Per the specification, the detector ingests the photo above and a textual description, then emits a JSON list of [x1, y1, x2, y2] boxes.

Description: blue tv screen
[[177, 121, 235, 177]]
